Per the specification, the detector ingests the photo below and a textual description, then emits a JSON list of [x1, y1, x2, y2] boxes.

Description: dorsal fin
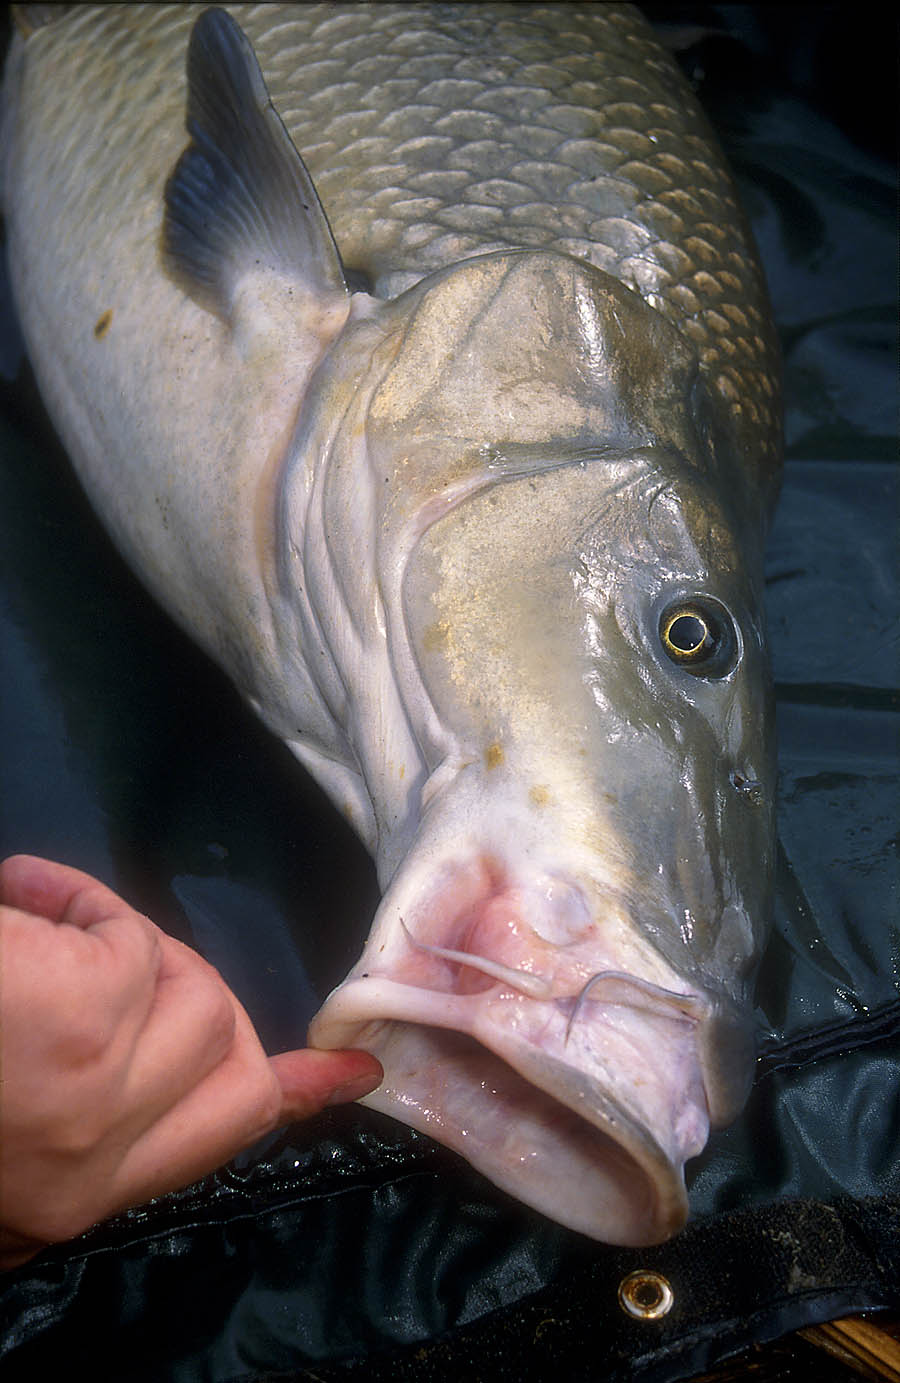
[[163, 7, 347, 320]]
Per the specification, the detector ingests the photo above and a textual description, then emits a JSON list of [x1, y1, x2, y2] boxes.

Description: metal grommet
[[617, 1269, 674, 1320]]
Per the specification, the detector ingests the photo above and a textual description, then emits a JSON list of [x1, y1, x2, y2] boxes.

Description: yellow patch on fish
[[422, 619, 450, 653]]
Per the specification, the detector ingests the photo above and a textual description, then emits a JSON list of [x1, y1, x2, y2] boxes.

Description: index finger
[[0, 855, 144, 931]]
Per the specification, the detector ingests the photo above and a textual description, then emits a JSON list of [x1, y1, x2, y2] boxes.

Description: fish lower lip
[[310, 975, 709, 1245]]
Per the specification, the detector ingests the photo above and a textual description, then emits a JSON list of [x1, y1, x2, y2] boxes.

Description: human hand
[[0, 854, 382, 1270]]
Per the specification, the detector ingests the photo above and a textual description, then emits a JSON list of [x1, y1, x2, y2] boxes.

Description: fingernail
[[325, 1073, 382, 1107]]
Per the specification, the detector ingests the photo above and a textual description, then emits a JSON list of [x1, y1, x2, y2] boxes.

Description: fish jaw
[[309, 850, 715, 1246]]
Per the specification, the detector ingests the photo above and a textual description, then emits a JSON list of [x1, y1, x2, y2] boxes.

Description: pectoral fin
[[163, 6, 347, 321]]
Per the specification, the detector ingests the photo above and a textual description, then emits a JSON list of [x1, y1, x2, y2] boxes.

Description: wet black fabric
[[0, 6, 897, 1380]]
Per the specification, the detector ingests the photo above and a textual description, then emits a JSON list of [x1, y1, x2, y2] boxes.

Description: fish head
[[308, 252, 776, 1244], [402, 443, 777, 1039]]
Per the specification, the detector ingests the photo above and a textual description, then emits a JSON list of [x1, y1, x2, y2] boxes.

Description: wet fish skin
[[1, 4, 780, 1244], [3, 3, 781, 501]]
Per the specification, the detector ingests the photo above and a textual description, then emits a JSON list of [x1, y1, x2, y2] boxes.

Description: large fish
[[1, 3, 780, 1245]]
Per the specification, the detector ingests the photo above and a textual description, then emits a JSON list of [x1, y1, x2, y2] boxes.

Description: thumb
[[269, 1047, 383, 1122]]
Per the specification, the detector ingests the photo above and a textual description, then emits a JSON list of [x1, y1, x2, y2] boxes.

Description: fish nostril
[[729, 771, 763, 803], [344, 266, 373, 294]]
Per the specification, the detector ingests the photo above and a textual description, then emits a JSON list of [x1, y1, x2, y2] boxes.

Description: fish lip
[[473, 1002, 694, 1243], [308, 853, 733, 1241], [309, 973, 706, 1245]]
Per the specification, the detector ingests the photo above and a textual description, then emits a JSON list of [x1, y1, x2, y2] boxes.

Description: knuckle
[[193, 971, 237, 1059], [124, 910, 161, 971], [27, 1194, 98, 1246], [106, 912, 161, 996], [244, 1075, 282, 1142], [51, 1015, 114, 1072], [47, 1105, 112, 1158], [22, 1069, 120, 1159]]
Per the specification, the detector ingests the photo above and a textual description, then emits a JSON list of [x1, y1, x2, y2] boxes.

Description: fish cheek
[[581, 612, 764, 977]]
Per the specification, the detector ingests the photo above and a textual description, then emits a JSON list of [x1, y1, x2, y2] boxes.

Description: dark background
[[0, 5, 897, 1380]]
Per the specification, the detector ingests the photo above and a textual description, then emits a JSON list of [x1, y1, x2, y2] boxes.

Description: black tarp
[[1, 5, 897, 1380]]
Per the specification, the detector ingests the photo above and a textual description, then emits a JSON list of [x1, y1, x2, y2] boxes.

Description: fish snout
[[308, 858, 729, 1243]]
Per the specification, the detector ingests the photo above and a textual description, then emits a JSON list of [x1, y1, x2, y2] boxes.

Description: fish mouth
[[308, 863, 716, 1245], [310, 979, 702, 1245]]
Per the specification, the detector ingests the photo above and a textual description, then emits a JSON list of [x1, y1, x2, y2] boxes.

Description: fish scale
[[243, 2, 781, 494], [10, 2, 779, 497]]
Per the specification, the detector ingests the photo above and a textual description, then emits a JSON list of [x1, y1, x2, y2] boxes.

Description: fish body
[[1, 4, 780, 1244]]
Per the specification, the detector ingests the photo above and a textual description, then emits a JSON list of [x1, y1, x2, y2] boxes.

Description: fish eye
[[658, 598, 738, 678]]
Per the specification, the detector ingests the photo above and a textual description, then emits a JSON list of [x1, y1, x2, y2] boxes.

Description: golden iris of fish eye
[[666, 612, 710, 657], [659, 600, 736, 677]]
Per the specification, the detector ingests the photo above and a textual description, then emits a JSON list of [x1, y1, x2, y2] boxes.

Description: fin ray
[[163, 7, 346, 319]]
